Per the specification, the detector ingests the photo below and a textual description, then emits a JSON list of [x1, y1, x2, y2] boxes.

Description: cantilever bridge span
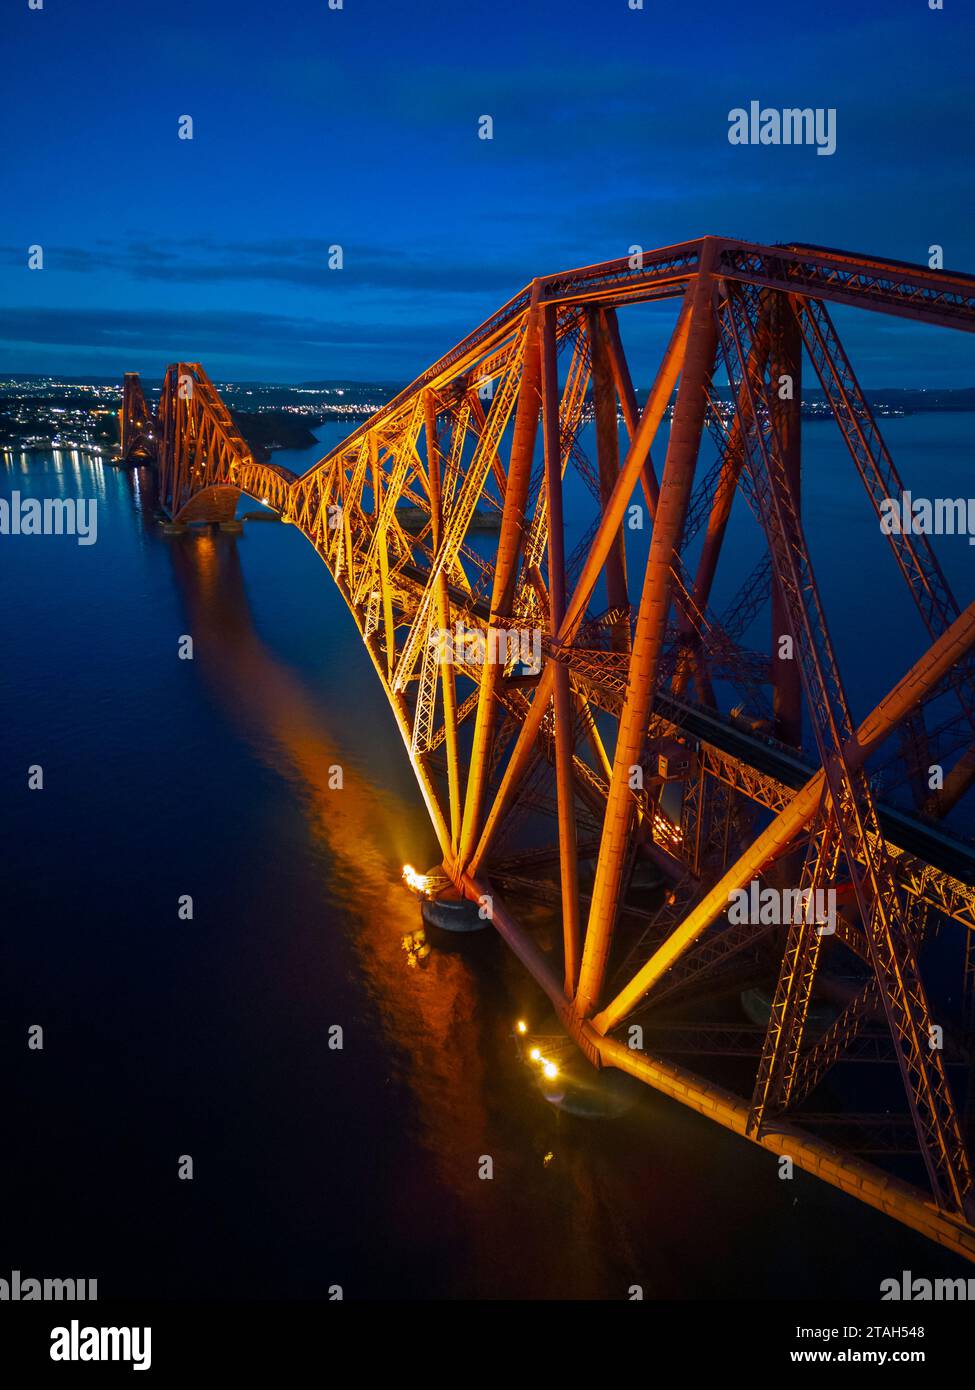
[[122, 236, 975, 1260]]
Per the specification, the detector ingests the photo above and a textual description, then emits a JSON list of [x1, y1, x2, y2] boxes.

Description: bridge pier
[[176, 486, 242, 525], [466, 870, 975, 1264], [421, 894, 489, 933]]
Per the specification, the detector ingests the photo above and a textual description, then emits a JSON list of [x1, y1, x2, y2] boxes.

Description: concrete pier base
[[421, 894, 489, 934]]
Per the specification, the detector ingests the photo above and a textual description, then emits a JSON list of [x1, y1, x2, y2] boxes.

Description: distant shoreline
[[4, 405, 975, 463]]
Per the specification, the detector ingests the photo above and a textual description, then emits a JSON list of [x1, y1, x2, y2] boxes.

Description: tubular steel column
[[574, 248, 719, 1018], [602, 309, 640, 437], [469, 296, 693, 879], [594, 597, 975, 1033], [587, 308, 629, 652], [541, 306, 582, 993], [671, 310, 770, 700], [770, 293, 803, 747], [424, 389, 462, 855], [371, 434, 396, 683], [459, 301, 542, 868], [360, 631, 454, 862], [603, 303, 664, 519]]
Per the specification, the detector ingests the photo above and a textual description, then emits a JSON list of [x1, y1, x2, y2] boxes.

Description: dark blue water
[[1, 416, 972, 1299]]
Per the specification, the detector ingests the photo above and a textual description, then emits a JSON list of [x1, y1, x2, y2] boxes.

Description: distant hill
[[699, 384, 975, 412], [861, 387, 975, 410], [229, 410, 321, 459], [4, 375, 975, 414]]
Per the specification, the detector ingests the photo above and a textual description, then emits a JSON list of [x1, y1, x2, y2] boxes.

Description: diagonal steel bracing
[[121, 236, 975, 1256]]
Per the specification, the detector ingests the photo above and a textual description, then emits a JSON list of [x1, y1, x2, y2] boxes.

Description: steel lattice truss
[[121, 236, 975, 1260]]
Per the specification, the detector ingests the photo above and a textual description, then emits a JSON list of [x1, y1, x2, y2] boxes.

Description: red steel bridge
[[121, 236, 975, 1261]]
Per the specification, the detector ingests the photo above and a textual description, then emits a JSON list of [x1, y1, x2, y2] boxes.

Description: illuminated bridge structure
[[121, 237, 975, 1261]]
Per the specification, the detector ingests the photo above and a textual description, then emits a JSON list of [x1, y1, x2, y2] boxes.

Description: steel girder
[[122, 235, 975, 1258]]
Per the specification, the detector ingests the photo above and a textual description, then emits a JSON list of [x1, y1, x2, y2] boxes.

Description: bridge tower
[[123, 237, 975, 1262], [119, 372, 157, 463]]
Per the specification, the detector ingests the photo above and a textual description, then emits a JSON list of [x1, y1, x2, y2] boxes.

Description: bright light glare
[[402, 863, 429, 894]]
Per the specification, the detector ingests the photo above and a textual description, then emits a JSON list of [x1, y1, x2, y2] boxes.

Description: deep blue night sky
[[3, 0, 974, 385]]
